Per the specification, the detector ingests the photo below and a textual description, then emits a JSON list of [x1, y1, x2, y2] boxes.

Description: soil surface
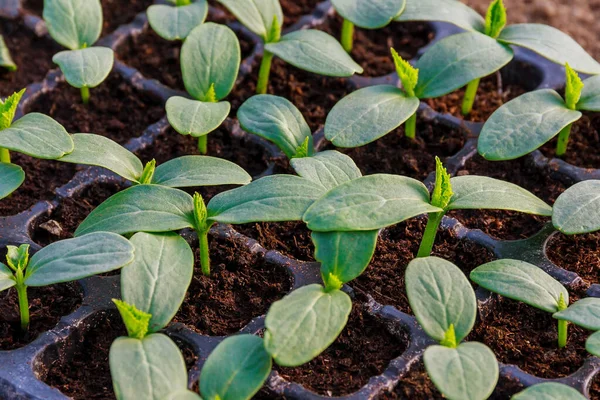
[[236, 221, 315, 262], [546, 231, 600, 286], [27, 72, 164, 145], [0, 282, 82, 350]]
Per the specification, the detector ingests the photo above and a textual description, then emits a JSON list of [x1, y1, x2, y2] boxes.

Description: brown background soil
[[546, 232, 600, 286]]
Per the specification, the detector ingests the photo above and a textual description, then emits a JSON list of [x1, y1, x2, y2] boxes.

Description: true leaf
[[577, 75, 600, 112], [75, 185, 195, 236], [586, 331, 600, 358], [122, 232, 194, 332], [424, 343, 499, 400], [53, 47, 114, 89], [553, 180, 600, 235], [396, 0, 485, 32], [181, 23, 240, 101], [470, 259, 568, 313], [264, 284, 351, 366], [415, 32, 513, 98], [0, 162, 24, 200], [113, 299, 152, 340], [148, 1, 208, 41], [485, 0, 506, 38], [331, 0, 406, 29], [265, 30, 363, 77], [238, 94, 313, 159], [59, 134, 143, 182], [0, 113, 74, 159], [0, 263, 16, 292], [324, 85, 419, 147], [392, 49, 418, 97], [565, 64, 584, 110], [0, 36, 16, 71], [166, 96, 230, 138], [24, 232, 134, 286], [511, 383, 586, 400], [43, 0, 102, 50], [217, 0, 283, 42], [303, 174, 441, 231], [0, 89, 25, 130], [152, 155, 251, 188], [553, 298, 600, 331], [290, 150, 361, 191], [200, 335, 272, 400], [478, 89, 582, 160]]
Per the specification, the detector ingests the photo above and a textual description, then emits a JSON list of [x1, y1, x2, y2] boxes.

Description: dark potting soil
[[0, 152, 77, 217], [230, 57, 351, 132], [281, 0, 323, 28], [275, 305, 408, 396], [540, 113, 600, 169], [426, 73, 528, 123], [27, 72, 165, 145], [468, 295, 589, 379], [319, 15, 434, 77], [589, 374, 600, 400], [352, 218, 495, 313], [236, 221, 315, 262], [546, 231, 600, 286], [0, 282, 82, 350], [449, 154, 565, 240], [173, 234, 292, 336], [32, 183, 124, 246], [0, 19, 61, 97], [336, 120, 466, 179]]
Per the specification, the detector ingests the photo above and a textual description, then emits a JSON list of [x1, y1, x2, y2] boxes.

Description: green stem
[[341, 19, 354, 53], [81, 86, 90, 105], [556, 123, 573, 157], [15, 272, 29, 332], [405, 113, 417, 140], [417, 212, 444, 258], [461, 78, 481, 116], [256, 50, 274, 94], [198, 135, 208, 155], [558, 319, 568, 348], [0, 147, 10, 163], [198, 229, 210, 277], [175, 0, 191, 5]]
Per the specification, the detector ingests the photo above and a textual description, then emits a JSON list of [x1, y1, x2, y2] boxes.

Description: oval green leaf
[[238, 94, 313, 159], [266, 30, 363, 77], [396, 0, 484, 32], [75, 185, 195, 236], [25, 232, 134, 286], [264, 284, 351, 367], [424, 343, 499, 400], [181, 23, 240, 101], [152, 155, 251, 188], [303, 174, 441, 232], [577, 75, 600, 112], [0, 162, 24, 200], [168, 391, 202, 400], [324, 85, 419, 147], [586, 331, 600, 358], [332, 0, 406, 29], [200, 335, 272, 400], [0, 263, 16, 292], [553, 297, 600, 331], [470, 259, 568, 313], [217, 0, 283, 42], [478, 89, 582, 160], [43, 0, 102, 50], [290, 150, 362, 191], [53, 47, 114, 89], [166, 96, 230, 138], [148, 1, 208, 41], [511, 382, 586, 400], [553, 180, 600, 235]]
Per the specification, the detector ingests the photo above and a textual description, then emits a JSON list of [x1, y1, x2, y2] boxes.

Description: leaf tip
[[113, 299, 151, 340], [431, 156, 453, 209], [565, 63, 584, 110], [391, 48, 418, 97], [485, 0, 507, 38]]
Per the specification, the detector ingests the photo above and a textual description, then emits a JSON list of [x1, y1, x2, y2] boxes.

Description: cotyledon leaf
[[552, 180, 600, 235], [0, 162, 24, 200], [577, 75, 600, 112], [290, 150, 361, 191], [53, 47, 114, 89], [0, 263, 16, 292], [512, 382, 587, 400], [43, 0, 102, 50], [396, 0, 485, 32], [586, 331, 600, 358], [152, 155, 251, 188], [553, 297, 600, 331], [332, 0, 406, 29], [166, 96, 230, 138], [147, 0, 208, 41], [217, 0, 282, 42]]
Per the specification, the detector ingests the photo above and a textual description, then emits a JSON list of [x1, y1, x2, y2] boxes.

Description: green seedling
[[44, 0, 115, 104], [471, 259, 571, 348], [331, 0, 406, 52], [552, 180, 600, 235], [0, 233, 134, 331], [148, 0, 208, 41], [511, 383, 586, 400], [166, 23, 240, 154], [0, 35, 16, 71], [553, 297, 600, 358], [303, 157, 552, 257], [216, 0, 362, 94], [407, 257, 498, 400], [479, 65, 600, 160]]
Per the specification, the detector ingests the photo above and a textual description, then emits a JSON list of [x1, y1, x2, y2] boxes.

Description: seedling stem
[[462, 78, 480, 115], [417, 212, 444, 258], [257, 51, 274, 95], [193, 193, 213, 276], [556, 124, 573, 157], [0, 147, 10, 163], [15, 271, 29, 332], [557, 293, 568, 348], [198, 135, 208, 154], [405, 113, 417, 139], [81, 86, 90, 105], [341, 19, 354, 53]]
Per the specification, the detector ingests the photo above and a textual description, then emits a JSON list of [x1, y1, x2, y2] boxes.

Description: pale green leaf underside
[[75, 185, 195, 236], [152, 155, 251, 188], [478, 89, 582, 160], [0, 113, 74, 159], [238, 94, 313, 159], [512, 382, 586, 400], [448, 175, 552, 216], [25, 232, 134, 286], [0, 263, 16, 292], [166, 96, 230, 138], [217, 0, 283, 41], [406, 257, 477, 343], [553, 180, 600, 235], [332, 0, 406, 29], [168, 391, 203, 400], [44, 0, 102, 50], [577, 75, 600, 112], [264, 284, 351, 366], [325, 85, 419, 148], [0, 162, 24, 200], [148, 1, 208, 41], [553, 297, 600, 331], [303, 174, 441, 232], [424, 343, 499, 400], [266, 30, 363, 78], [110, 334, 188, 400], [0, 36, 16, 71], [200, 335, 272, 400], [586, 331, 600, 358], [396, 0, 485, 32], [122, 232, 194, 332], [53, 47, 114, 89], [470, 259, 568, 313], [291, 150, 361, 191], [415, 32, 513, 98], [207, 175, 325, 224], [498, 24, 600, 75], [59, 134, 143, 182]]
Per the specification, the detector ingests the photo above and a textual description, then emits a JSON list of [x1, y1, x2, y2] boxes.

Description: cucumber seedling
[[44, 0, 114, 104], [407, 257, 499, 400], [216, 0, 363, 94], [147, 0, 208, 41], [512, 383, 586, 400], [479, 65, 600, 160], [0, 36, 16, 71], [0, 233, 134, 331], [552, 180, 600, 235]]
